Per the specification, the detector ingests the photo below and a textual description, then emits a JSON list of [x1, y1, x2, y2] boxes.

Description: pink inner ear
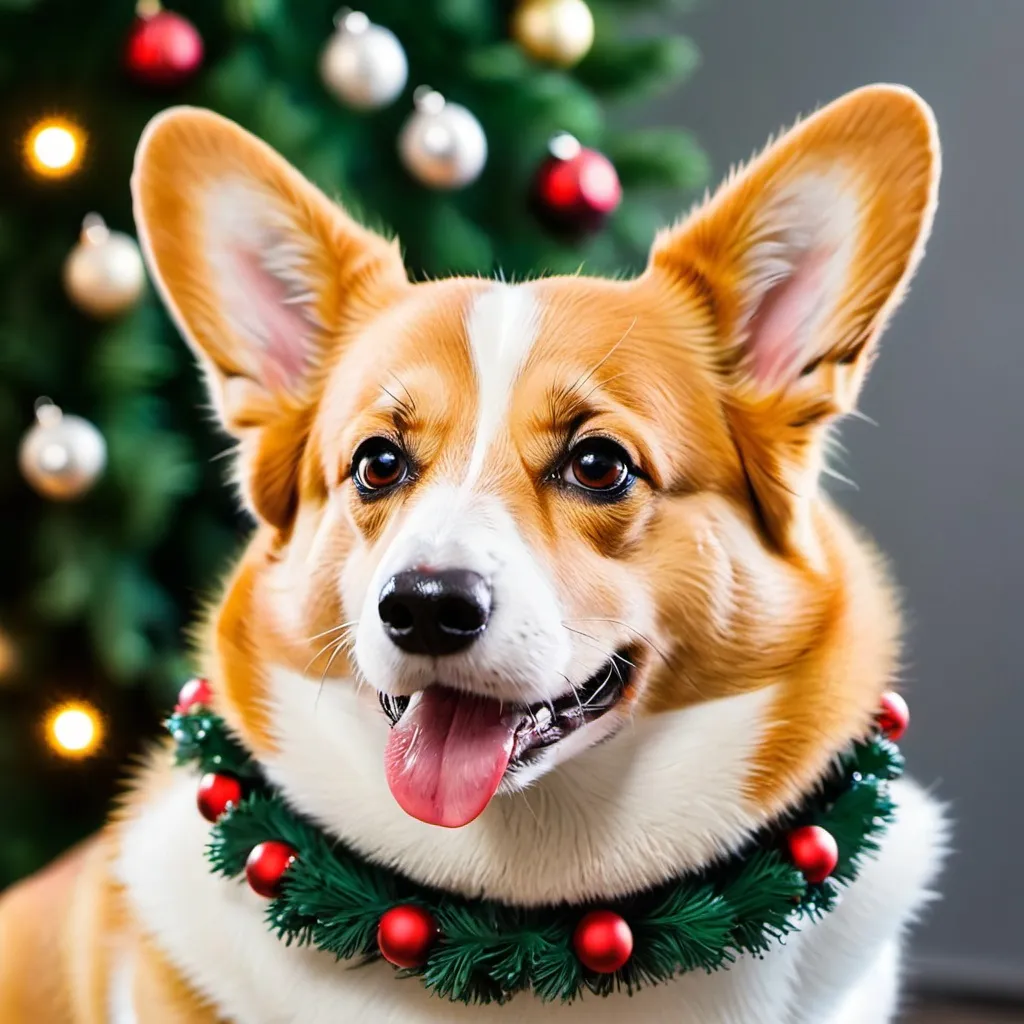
[[745, 245, 835, 390], [229, 244, 313, 394]]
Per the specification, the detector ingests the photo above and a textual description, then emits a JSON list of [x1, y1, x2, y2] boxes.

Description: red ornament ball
[[572, 910, 633, 974], [877, 691, 909, 741], [196, 772, 242, 823], [377, 905, 439, 969], [175, 677, 211, 715], [125, 6, 204, 89], [531, 133, 622, 238], [245, 841, 297, 898], [787, 825, 839, 884]]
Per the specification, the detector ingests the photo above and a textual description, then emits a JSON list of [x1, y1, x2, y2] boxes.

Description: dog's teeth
[[534, 705, 553, 726], [406, 690, 424, 712]]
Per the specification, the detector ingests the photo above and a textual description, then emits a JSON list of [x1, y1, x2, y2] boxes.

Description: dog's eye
[[561, 439, 634, 496], [353, 438, 408, 494]]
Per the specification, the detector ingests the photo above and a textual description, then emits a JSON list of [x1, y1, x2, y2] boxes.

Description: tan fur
[[0, 840, 106, 1022], [0, 85, 939, 1019]]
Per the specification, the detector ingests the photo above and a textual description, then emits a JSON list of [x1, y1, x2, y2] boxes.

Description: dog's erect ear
[[133, 107, 406, 431], [132, 107, 407, 526], [649, 84, 940, 558]]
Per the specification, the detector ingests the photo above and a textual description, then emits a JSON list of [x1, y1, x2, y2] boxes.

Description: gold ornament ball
[[19, 401, 107, 501], [63, 214, 146, 319], [512, 0, 595, 67]]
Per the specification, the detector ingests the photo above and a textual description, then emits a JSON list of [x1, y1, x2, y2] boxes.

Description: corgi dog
[[0, 83, 946, 1024]]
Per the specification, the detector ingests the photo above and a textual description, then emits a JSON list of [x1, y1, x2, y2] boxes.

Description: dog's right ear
[[132, 108, 407, 525], [132, 107, 407, 433]]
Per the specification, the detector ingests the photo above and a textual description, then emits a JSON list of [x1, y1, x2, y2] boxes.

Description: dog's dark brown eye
[[561, 439, 634, 496], [353, 439, 408, 494]]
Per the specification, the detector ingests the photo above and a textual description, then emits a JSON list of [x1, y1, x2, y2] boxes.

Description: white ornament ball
[[320, 10, 408, 111], [19, 401, 107, 501], [63, 214, 145, 319], [398, 89, 487, 190]]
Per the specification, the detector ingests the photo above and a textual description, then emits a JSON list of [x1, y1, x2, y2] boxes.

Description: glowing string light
[[24, 118, 87, 179], [45, 701, 103, 758]]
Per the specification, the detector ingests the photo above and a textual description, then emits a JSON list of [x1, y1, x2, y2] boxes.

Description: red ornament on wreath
[[572, 909, 633, 973], [197, 772, 242, 822], [377, 904, 438, 969], [877, 691, 909, 741], [531, 133, 622, 238], [245, 841, 297, 898], [125, 0, 204, 89], [787, 825, 839, 884], [175, 677, 211, 714]]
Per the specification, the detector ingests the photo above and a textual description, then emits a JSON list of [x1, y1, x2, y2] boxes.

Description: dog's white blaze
[[461, 283, 542, 489], [349, 283, 566, 708]]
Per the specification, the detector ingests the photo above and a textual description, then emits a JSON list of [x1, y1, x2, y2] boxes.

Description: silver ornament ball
[[19, 401, 107, 501], [63, 214, 146, 319], [399, 88, 487, 190], [320, 11, 408, 111]]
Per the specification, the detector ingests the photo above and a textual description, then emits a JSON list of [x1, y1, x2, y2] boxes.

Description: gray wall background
[[642, 0, 1024, 995]]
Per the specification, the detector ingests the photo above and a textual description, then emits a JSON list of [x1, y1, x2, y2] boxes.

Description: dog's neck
[[237, 662, 778, 905]]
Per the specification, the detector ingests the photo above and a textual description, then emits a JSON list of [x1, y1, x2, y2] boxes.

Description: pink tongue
[[384, 688, 517, 828]]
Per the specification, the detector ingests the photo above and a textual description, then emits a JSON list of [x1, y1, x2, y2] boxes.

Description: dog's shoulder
[[0, 835, 111, 1022], [789, 777, 949, 1023]]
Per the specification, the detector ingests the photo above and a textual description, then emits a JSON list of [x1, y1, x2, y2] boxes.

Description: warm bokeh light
[[45, 701, 103, 758], [0, 627, 16, 681], [24, 118, 86, 179]]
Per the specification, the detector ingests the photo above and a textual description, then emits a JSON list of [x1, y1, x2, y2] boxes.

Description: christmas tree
[[0, 0, 707, 888]]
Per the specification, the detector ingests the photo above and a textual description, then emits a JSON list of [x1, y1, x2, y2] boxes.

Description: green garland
[[167, 708, 903, 1006]]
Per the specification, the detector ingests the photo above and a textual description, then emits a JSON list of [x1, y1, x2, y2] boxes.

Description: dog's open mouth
[[378, 647, 635, 829]]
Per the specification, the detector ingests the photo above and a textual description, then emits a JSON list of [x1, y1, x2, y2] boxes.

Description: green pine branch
[[577, 35, 700, 102]]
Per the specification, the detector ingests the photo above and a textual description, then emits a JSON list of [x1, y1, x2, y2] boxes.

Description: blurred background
[[1, 2, 1021, 1021]]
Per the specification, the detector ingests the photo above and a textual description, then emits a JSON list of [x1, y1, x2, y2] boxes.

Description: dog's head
[[134, 86, 938, 835]]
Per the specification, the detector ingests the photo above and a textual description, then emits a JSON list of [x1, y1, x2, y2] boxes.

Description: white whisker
[[561, 625, 615, 661], [583, 664, 617, 709], [305, 624, 357, 677], [566, 317, 637, 400], [564, 617, 670, 665], [306, 619, 359, 643]]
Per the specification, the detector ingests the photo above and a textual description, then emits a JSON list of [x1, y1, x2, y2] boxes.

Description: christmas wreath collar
[[167, 679, 909, 1006]]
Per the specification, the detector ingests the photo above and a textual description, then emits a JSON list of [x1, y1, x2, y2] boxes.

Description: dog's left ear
[[649, 84, 940, 559], [132, 107, 407, 527]]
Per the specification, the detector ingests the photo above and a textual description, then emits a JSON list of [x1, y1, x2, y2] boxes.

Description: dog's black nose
[[378, 569, 492, 656]]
